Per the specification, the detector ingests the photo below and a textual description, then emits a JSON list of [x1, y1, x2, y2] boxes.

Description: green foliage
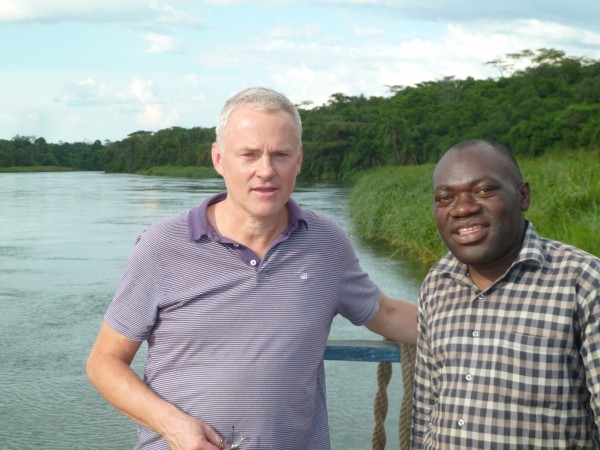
[[0, 136, 102, 170], [299, 49, 600, 180], [521, 149, 600, 254], [0, 166, 75, 173], [2, 48, 600, 183], [348, 151, 600, 267], [138, 165, 219, 178], [100, 126, 215, 174]]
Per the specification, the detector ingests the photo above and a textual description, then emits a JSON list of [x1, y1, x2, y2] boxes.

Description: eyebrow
[[434, 177, 491, 191]]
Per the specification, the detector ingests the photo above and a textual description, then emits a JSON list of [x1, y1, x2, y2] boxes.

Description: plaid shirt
[[413, 223, 600, 449]]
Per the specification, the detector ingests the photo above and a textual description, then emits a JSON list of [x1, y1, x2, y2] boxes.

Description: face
[[432, 144, 530, 274], [212, 105, 303, 222]]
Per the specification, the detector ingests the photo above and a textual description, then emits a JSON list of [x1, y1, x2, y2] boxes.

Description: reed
[[349, 150, 600, 268]]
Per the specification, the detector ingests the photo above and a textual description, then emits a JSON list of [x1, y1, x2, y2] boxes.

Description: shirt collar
[[188, 192, 308, 242]]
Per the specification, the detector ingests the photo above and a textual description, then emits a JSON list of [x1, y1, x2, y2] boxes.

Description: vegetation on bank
[[348, 149, 600, 267], [1, 48, 598, 269], [137, 165, 219, 178], [0, 165, 76, 173], [1, 49, 599, 181]]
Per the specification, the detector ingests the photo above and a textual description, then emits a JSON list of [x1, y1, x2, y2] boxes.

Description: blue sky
[[1, 0, 599, 144]]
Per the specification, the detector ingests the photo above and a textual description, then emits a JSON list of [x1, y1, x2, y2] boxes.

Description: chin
[[451, 248, 488, 266]]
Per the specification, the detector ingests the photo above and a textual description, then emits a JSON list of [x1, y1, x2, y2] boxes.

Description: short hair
[[216, 87, 302, 146], [448, 139, 523, 183]]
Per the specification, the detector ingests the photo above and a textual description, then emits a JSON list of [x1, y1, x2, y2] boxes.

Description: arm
[[86, 321, 224, 450], [365, 293, 418, 345]]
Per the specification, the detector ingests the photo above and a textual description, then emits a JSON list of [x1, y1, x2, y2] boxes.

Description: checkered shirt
[[412, 222, 600, 449]]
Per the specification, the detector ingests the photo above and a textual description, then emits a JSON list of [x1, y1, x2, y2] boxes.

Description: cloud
[[0, 0, 203, 27], [201, 12, 600, 109], [0, 0, 148, 23], [136, 104, 180, 128], [144, 32, 179, 53], [129, 77, 157, 103]]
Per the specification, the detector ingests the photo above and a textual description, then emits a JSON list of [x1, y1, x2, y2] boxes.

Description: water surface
[[0, 172, 427, 449]]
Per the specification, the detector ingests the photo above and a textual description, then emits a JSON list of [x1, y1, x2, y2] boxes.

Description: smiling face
[[432, 142, 530, 278], [212, 105, 303, 224]]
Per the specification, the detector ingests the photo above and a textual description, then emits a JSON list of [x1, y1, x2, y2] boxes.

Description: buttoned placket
[[456, 290, 486, 431]]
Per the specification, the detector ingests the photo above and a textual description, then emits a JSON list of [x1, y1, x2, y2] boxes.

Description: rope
[[372, 361, 392, 450], [398, 343, 416, 450]]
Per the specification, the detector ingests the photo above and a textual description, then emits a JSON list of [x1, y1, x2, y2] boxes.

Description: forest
[[1, 48, 599, 179]]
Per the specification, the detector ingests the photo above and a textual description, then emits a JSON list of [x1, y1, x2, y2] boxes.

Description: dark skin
[[432, 142, 531, 291]]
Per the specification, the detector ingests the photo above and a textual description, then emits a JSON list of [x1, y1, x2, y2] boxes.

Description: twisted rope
[[371, 342, 416, 450], [372, 361, 392, 450], [398, 343, 416, 450]]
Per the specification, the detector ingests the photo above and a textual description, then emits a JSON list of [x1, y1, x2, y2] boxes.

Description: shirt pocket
[[492, 331, 569, 409]]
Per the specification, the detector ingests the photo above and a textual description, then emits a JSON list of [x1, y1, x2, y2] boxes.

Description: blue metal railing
[[324, 339, 412, 450]]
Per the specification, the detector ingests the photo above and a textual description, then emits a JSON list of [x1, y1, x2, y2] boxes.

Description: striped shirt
[[412, 222, 600, 449], [105, 193, 381, 450]]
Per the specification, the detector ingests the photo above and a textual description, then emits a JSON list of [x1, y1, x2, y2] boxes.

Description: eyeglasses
[[223, 426, 250, 449]]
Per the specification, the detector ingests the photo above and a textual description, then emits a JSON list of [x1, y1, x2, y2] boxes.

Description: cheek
[[433, 210, 446, 230]]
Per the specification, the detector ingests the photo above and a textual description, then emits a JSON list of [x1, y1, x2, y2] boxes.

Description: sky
[[1, 1, 600, 144]]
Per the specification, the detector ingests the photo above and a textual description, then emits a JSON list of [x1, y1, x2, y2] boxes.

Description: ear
[[211, 142, 225, 177], [519, 181, 531, 212], [295, 145, 303, 176]]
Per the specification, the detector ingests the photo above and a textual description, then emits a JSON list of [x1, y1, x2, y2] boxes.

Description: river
[[0, 171, 427, 450]]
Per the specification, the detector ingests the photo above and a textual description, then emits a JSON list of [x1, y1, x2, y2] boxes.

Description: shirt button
[[250, 259, 257, 266], [457, 419, 465, 427], [233, 243, 239, 247], [472, 330, 479, 337], [465, 373, 473, 381], [477, 294, 485, 300]]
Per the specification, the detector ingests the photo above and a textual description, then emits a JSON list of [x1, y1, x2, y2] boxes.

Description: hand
[[164, 415, 225, 450]]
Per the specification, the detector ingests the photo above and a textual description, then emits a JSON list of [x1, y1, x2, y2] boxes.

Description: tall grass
[[349, 150, 600, 268]]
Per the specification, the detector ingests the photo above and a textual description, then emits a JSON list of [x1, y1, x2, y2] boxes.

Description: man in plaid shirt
[[412, 140, 600, 449]]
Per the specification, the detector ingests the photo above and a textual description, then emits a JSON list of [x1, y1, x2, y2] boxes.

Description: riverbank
[[0, 166, 75, 172], [348, 149, 600, 267], [4, 149, 598, 267]]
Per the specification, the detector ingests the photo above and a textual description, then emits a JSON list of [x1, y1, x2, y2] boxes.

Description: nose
[[256, 153, 275, 178], [450, 192, 481, 217]]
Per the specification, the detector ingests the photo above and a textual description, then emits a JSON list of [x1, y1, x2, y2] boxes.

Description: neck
[[208, 202, 288, 259]]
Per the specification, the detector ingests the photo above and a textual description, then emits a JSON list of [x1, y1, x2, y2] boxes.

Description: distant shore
[[4, 150, 598, 267]]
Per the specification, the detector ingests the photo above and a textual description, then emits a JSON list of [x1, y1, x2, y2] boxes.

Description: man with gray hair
[[87, 86, 417, 450]]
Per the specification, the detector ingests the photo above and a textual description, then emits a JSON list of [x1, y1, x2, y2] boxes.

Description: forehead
[[433, 146, 514, 187]]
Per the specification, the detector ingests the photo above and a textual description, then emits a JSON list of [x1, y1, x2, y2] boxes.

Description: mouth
[[453, 224, 488, 244], [252, 186, 278, 195]]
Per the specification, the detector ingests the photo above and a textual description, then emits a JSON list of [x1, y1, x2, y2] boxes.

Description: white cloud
[[136, 104, 180, 128], [0, 0, 148, 23], [0, 0, 204, 27], [130, 78, 157, 103], [144, 32, 179, 54], [184, 75, 199, 87], [150, 4, 204, 28], [354, 26, 384, 38]]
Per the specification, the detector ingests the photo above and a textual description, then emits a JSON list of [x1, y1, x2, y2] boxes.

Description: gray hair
[[215, 86, 302, 146]]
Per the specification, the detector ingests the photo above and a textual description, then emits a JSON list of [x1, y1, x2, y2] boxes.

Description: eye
[[475, 186, 496, 196], [435, 194, 453, 206]]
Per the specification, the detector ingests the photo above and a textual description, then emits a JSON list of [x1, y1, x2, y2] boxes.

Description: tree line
[[2, 48, 599, 180]]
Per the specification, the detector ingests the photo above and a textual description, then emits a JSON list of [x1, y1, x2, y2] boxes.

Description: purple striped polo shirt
[[105, 193, 381, 450]]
